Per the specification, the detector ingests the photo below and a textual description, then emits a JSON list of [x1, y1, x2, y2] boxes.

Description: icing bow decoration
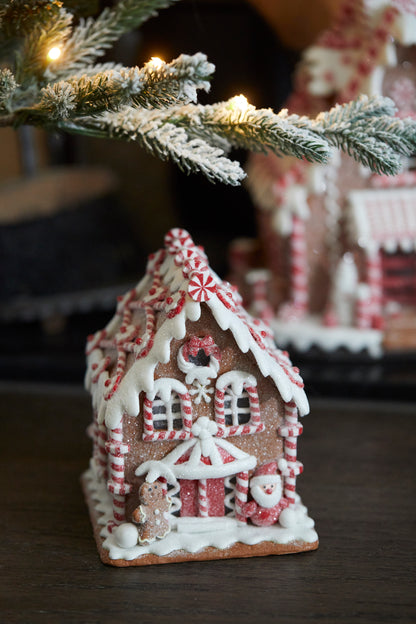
[[177, 335, 221, 386], [191, 417, 219, 457], [182, 335, 221, 362]]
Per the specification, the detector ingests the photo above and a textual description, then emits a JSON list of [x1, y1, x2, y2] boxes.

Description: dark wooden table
[[1, 383, 415, 624]]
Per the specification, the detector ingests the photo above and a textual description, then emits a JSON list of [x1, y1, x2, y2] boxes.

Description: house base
[[271, 316, 383, 358], [81, 470, 319, 567]]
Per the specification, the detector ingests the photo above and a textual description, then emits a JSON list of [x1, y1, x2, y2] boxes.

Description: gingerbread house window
[[224, 389, 251, 426], [215, 371, 264, 438], [143, 378, 193, 441], [152, 394, 183, 431]]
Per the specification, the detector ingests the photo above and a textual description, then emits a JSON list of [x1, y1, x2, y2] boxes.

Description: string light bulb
[[229, 94, 250, 113], [149, 56, 164, 70], [47, 46, 62, 62]]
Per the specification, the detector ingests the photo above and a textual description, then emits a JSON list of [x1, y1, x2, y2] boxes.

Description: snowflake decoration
[[189, 380, 215, 404]]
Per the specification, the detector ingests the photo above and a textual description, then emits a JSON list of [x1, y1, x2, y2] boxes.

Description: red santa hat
[[250, 462, 281, 487]]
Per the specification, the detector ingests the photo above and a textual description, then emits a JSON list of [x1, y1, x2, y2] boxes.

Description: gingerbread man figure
[[132, 481, 172, 544]]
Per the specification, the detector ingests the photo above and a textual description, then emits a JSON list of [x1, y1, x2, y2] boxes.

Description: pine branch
[[31, 53, 213, 120], [46, 0, 179, 80], [284, 95, 416, 175], [14, 6, 73, 84], [0, 67, 17, 112], [50, 93, 416, 184], [132, 53, 214, 109], [201, 99, 331, 163], [58, 107, 245, 185]]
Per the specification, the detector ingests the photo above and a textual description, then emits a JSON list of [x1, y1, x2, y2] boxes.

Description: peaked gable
[[85, 229, 309, 428]]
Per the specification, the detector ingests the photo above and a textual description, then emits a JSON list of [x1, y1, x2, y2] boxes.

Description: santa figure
[[243, 461, 289, 527]]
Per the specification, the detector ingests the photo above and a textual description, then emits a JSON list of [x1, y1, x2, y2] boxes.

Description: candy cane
[[246, 270, 273, 322], [198, 479, 209, 517], [96, 421, 108, 479], [142, 392, 193, 441], [356, 284, 372, 329], [235, 471, 249, 523], [105, 422, 131, 526], [245, 385, 260, 425], [214, 388, 226, 437], [366, 250, 383, 328], [290, 215, 308, 313], [181, 392, 193, 433], [278, 402, 304, 505]]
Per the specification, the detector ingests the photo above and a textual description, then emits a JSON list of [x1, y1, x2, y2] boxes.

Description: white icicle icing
[[85, 230, 310, 429]]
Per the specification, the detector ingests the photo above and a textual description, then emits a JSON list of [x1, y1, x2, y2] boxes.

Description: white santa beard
[[251, 484, 282, 508]]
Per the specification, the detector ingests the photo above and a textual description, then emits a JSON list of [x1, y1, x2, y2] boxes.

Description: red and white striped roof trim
[[347, 188, 416, 253], [86, 228, 309, 427]]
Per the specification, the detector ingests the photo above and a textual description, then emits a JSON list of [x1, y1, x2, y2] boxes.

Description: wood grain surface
[[1, 384, 415, 623]]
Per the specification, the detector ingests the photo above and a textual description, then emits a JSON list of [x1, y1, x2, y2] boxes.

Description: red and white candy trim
[[234, 471, 249, 523], [188, 271, 217, 302], [278, 401, 304, 505], [214, 382, 264, 438], [289, 215, 308, 314], [198, 479, 209, 517], [164, 228, 193, 254], [142, 391, 193, 442], [106, 422, 132, 526], [366, 250, 383, 328]]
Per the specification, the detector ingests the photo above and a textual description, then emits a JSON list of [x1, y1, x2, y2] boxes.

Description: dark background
[[1, 0, 415, 400]]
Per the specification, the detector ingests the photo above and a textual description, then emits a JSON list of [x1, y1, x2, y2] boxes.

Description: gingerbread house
[[241, 0, 416, 357], [82, 228, 318, 566]]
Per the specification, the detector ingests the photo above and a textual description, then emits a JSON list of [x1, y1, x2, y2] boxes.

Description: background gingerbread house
[[239, 0, 416, 357], [83, 228, 317, 566]]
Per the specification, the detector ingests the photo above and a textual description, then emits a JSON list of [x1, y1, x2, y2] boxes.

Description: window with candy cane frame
[[214, 371, 264, 438], [142, 378, 193, 442]]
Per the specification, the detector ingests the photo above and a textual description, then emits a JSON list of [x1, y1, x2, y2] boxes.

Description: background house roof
[[347, 187, 416, 252]]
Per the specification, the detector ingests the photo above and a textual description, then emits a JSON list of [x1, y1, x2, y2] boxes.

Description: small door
[[179, 478, 225, 517]]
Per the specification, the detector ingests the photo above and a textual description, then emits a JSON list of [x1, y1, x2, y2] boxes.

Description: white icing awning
[[347, 188, 416, 253], [136, 417, 256, 482]]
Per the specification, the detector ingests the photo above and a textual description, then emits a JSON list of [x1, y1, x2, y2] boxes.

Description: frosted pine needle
[[1, 1, 415, 183]]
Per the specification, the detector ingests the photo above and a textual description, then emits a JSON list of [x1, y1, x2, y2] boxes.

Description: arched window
[[143, 378, 192, 441], [152, 393, 183, 431], [215, 371, 264, 438], [224, 388, 251, 426]]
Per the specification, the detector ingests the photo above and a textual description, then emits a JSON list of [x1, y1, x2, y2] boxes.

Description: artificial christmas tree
[[1, 0, 416, 186]]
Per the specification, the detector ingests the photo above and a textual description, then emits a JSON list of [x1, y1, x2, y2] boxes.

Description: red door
[[179, 478, 225, 517]]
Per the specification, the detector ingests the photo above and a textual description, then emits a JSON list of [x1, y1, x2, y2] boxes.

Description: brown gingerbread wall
[[121, 305, 286, 519]]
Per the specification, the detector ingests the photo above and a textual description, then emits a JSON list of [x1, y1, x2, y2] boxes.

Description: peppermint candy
[[182, 256, 209, 278], [174, 247, 200, 269], [188, 271, 217, 302], [164, 228, 194, 255]]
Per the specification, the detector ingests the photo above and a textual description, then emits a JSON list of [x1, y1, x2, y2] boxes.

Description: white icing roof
[[347, 187, 416, 252], [85, 228, 309, 428]]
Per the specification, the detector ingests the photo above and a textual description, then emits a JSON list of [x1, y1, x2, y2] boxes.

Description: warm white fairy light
[[148, 56, 164, 70], [47, 46, 62, 62], [229, 94, 250, 113]]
